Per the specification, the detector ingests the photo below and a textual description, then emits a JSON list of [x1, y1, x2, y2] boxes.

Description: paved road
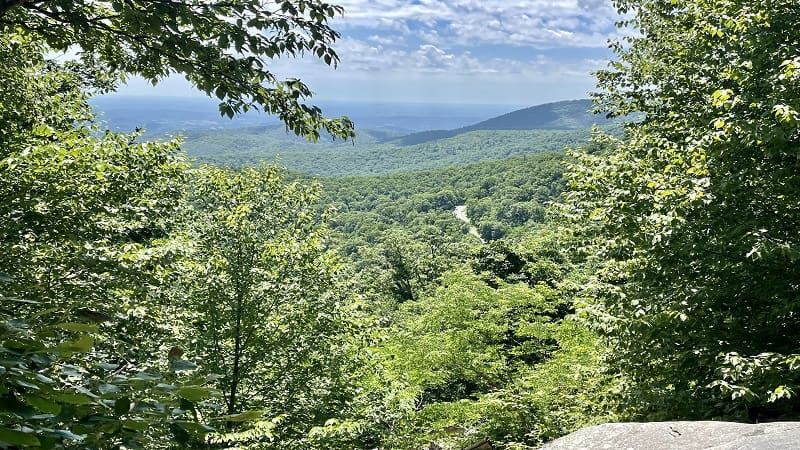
[[454, 205, 484, 242]]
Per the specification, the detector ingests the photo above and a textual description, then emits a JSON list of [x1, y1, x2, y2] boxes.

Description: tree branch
[[0, 0, 50, 19]]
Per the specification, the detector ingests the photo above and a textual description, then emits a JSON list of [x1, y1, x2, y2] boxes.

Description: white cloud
[[114, 1, 621, 104], [265, 1, 620, 102], [367, 34, 404, 45], [275, 37, 605, 81], [334, 0, 620, 49]]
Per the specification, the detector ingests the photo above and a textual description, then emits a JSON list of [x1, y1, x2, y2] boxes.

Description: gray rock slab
[[541, 421, 800, 449]]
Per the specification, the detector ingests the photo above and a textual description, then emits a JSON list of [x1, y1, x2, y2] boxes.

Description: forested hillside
[[317, 152, 565, 247], [2, 0, 800, 449], [305, 150, 613, 448], [393, 99, 614, 145], [185, 125, 594, 175], [180, 100, 623, 176]]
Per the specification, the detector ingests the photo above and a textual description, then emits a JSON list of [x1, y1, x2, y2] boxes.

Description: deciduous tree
[[0, 33, 217, 448], [0, 0, 354, 140], [568, 0, 800, 418], [183, 165, 354, 447]]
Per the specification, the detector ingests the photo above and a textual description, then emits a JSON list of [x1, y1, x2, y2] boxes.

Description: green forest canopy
[[184, 126, 596, 176], [2, 0, 800, 448]]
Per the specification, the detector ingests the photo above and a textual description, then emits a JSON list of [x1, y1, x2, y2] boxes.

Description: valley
[[177, 98, 619, 176], [4, 1, 798, 448]]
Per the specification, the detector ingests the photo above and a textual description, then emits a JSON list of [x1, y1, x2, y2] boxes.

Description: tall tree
[[568, 0, 800, 417], [0, 0, 357, 446], [369, 231, 604, 449], [0, 33, 217, 448], [0, 0, 354, 140], [184, 165, 354, 447]]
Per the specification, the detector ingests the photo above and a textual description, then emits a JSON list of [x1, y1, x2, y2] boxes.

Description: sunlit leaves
[[573, 0, 800, 418], [0, 33, 216, 447], [182, 164, 354, 448], [366, 228, 600, 448], [0, 0, 354, 141]]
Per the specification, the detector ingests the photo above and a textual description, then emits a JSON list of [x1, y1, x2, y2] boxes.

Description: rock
[[464, 439, 492, 450], [540, 421, 800, 449]]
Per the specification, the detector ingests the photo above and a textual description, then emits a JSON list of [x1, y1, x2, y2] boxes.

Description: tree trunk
[[228, 291, 243, 415]]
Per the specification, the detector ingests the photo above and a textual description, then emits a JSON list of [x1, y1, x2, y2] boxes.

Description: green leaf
[[122, 420, 149, 431], [175, 421, 215, 434], [0, 427, 40, 446], [34, 374, 54, 384], [14, 379, 40, 390], [114, 397, 131, 415], [24, 396, 61, 415], [98, 362, 119, 371], [130, 372, 161, 381], [55, 335, 94, 353], [98, 383, 120, 395], [169, 359, 197, 372], [0, 296, 38, 304], [177, 386, 214, 402], [47, 429, 84, 442], [53, 393, 93, 405], [54, 323, 99, 333], [211, 410, 264, 422]]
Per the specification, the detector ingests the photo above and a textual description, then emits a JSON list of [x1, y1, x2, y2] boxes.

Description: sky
[[117, 0, 623, 106]]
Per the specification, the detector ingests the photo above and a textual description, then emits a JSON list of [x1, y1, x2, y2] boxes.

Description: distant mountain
[[179, 98, 624, 176], [90, 95, 522, 136], [391, 99, 610, 146], [184, 126, 593, 177]]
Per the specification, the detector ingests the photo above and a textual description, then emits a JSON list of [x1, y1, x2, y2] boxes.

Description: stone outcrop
[[541, 421, 800, 449]]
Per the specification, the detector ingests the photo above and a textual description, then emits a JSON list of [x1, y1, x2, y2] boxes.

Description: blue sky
[[118, 0, 622, 105]]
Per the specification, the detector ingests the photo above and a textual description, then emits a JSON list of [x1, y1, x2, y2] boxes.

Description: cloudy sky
[[119, 0, 622, 105]]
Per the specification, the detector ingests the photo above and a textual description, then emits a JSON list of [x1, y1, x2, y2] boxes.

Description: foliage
[[320, 152, 566, 241], [0, 291, 218, 449], [180, 165, 357, 448], [183, 126, 596, 176], [0, 33, 608, 447], [360, 232, 614, 449], [0, 0, 353, 140], [313, 152, 568, 312], [0, 0, 699, 445], [0, 33, 217, 447], [288, 147, 613, 449], [568, 0, 800, 418]]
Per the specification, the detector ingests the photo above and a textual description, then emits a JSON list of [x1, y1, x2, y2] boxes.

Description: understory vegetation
[[2, 0, 799, 449]]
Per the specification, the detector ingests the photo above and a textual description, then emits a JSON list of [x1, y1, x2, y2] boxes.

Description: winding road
[[454, 205, 484, 242]]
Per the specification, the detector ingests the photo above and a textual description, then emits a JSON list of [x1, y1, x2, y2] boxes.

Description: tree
[[477, 220, 507, 242], [568, 0, 800, 418], [0, 0, 354, 140], [0, 0, 359, 445], [369, 227, 466, 303], [183, 165, 354, 447], [0, 33, 217, 448], [372, 249, 604, 449]]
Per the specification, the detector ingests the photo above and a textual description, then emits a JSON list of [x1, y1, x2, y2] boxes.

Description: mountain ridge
[[390, 99, 608, 146], [178, 98, 622, 176]]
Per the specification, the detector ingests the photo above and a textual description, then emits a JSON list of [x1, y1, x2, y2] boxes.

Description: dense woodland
[[2, 0, 800, 449], [183, 126, 598, 176]]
